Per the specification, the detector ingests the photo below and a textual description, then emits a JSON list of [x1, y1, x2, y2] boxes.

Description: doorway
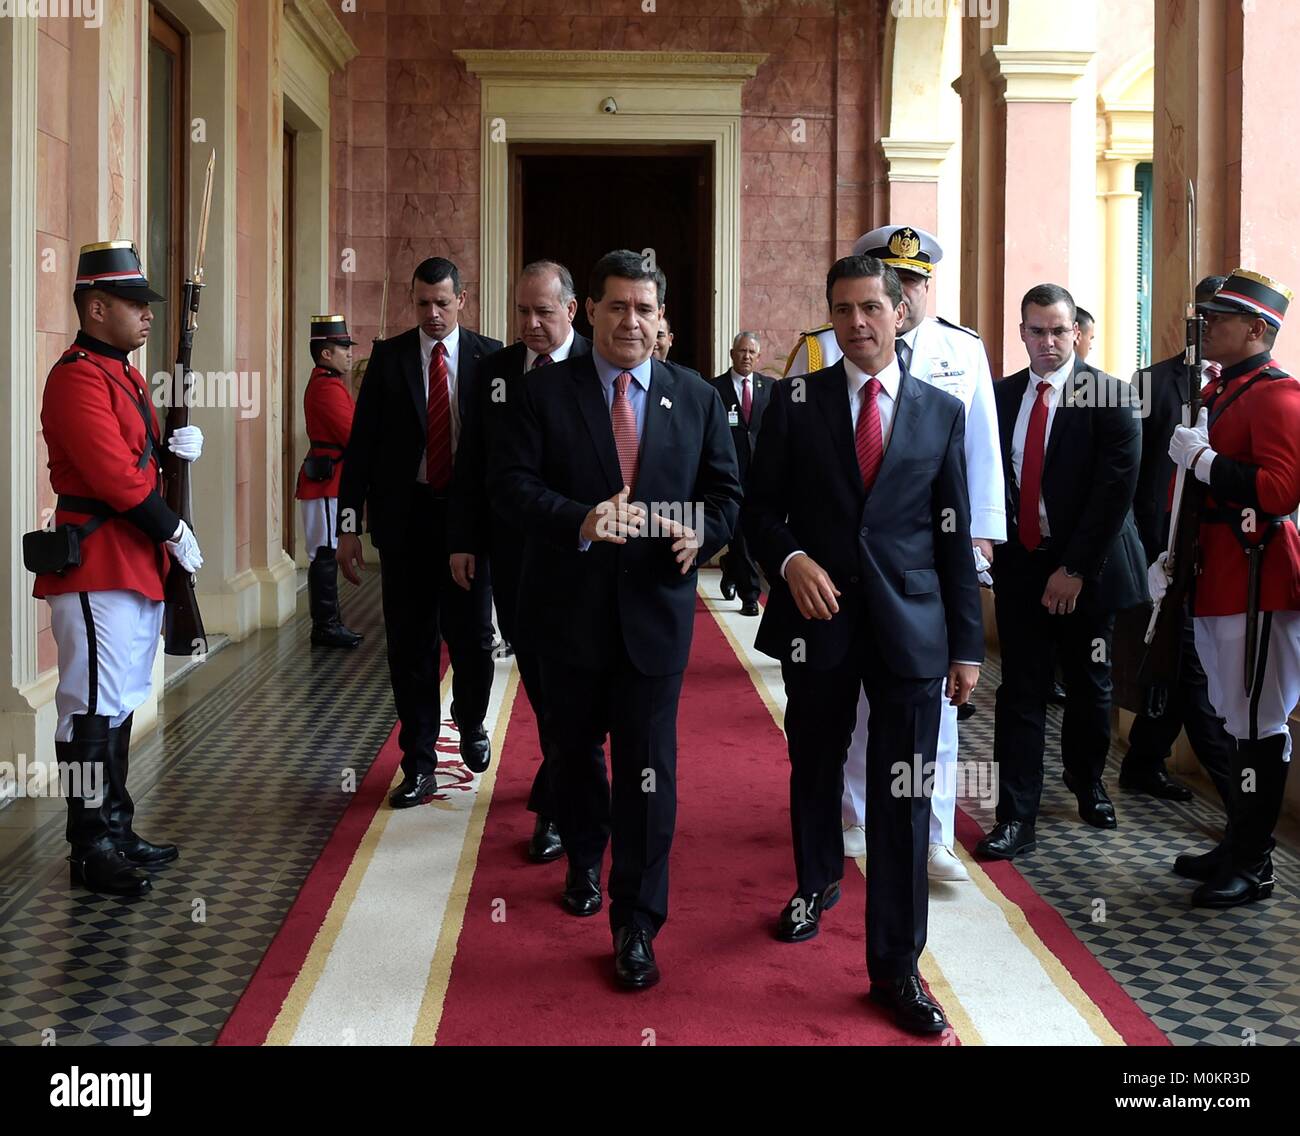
[[512, 144, 713, 377], [282, 125, 296, 560]]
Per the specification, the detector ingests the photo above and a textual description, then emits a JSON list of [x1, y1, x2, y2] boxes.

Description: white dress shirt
[[780, 354, 901, 580], [525, 325, 576, 371], [1010, 352, 1075, 538], [731, 368, 754, 408], [417, 324, 461, 484]]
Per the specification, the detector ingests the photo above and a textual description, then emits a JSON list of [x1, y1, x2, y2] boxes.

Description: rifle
[[1138, 179, 1204, 714], [350, 268, 389, 393], [161, 148, 215, 657]]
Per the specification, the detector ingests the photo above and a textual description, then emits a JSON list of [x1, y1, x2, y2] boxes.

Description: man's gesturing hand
[[581, 485, 646, 545], [785, 553, 841, 620], [1041, 567, 1083, 615], [337, 533, 366, 585], [658, 515, 701, 575]]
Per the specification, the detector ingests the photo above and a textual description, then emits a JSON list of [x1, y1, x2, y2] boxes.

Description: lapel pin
[[660, 397, 672, 409]]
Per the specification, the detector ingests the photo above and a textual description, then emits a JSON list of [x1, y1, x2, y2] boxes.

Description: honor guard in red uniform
[[296, 315, 361, 648], [1154, 269, 1300, 907], [30, 240, 204, 897]]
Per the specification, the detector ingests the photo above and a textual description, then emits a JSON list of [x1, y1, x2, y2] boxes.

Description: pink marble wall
[[330, 0, 882, 369]]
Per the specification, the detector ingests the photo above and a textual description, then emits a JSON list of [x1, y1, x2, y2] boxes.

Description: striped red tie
[[532, 353, 553, 370], [426, 341, 452, 489], [612, 371, 639, 490], [854, 377, 883, 491], [1018, 381, 1053, 551]]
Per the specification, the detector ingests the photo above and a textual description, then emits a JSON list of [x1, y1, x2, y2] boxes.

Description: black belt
[[1202, 507, 1288, 525], [414, 483, 449, 502], [58, 495, 116, 518], [309, 440, 344, 452]]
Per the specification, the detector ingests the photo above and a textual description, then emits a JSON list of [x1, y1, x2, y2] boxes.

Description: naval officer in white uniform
[[783, 225, 1005, 879]]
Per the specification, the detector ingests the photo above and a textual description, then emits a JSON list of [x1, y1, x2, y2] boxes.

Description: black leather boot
[[107, 714, 178, 868], [309, 547, 362, 648], [61, 715, 151, 897]]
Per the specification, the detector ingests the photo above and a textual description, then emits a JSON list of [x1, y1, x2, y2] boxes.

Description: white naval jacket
[[783, 316, 1006, 543]]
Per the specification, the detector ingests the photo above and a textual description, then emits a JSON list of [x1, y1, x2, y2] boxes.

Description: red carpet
[[435, 597, 938, 1045]]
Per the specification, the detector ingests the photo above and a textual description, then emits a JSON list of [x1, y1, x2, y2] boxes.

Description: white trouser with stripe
[[301, 497, 339, 560], [841, 687, 958, 846], [1195, 611, 1300, 758], [47, 590, 163, 743]]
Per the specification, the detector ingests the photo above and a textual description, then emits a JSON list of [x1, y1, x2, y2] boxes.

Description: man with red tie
[[977, 284, 1147, 861], [491, 249, 741, 989], [743, 255, 983, 1033], [337, 258, 502, 807]]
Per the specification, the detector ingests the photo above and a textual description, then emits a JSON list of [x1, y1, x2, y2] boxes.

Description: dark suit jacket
[[338, 324, 503, 549], [489, 353, 742, 676], [993, 357, 1146, 612], [743, 360, 984, 678], [449, 333, 592, 554], [707, 370, 771, 481], [1132, 352, 1194, 563]]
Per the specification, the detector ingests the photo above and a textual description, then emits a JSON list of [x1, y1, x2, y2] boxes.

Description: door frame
[[458, 50, 764, 378]]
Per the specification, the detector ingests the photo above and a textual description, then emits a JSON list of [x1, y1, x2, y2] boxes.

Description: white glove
[[167, 424, 204, 462], [167, 520, 203, 573], [972, 544, 993, 587], [1168, 407, 1213, 480], [1147, 551, 1170, 604]]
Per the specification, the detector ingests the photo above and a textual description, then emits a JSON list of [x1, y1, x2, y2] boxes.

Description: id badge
[[727, 409, 740, 427]]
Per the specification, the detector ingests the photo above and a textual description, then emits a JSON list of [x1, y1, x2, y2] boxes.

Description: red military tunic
[[295, 366, 354, 500], [1193, 353, 1300, 617], [34, 333, 179, 602]]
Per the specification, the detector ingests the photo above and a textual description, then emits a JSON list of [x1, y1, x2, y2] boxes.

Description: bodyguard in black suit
[[1121, 275, 1235, 809], [977, 284, 1146, 861], [708, 331, 770, 614], [449, 260, 591, 862], [337, 258, 503, 808], [491, 249, 741, 990], [744, 256, 983, 1034]]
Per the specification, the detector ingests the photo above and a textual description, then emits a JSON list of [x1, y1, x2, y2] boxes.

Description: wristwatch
[[1063, 567, 1083, 579]]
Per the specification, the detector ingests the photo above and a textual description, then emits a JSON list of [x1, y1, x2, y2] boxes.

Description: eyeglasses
[[1023, 325, 1076, 340]]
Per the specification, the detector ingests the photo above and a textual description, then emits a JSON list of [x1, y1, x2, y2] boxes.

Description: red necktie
[[612, 372, 640, 490], [426, 341, 452, 489], [854, 377, 883, 491], [1018, 381, 1053, 551], [532, 353, 553, 370], [740, 376, 752, 425]]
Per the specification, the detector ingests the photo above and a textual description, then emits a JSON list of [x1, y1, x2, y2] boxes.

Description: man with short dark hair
[[449, 260, 591, 863], [744, 254, 983, 1033], [1075, 307, 1096, 361], [977, 283, 1146, 861], [338, 257, 502, 808], [492, 249, 741, 989], [652, 313, 674, 361], [709, 331, 769, 615]]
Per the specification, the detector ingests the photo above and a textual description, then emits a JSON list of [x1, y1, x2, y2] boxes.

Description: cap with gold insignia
[[74, 240, 165, 302], [852, 225, 944, 278], [309, 315, 357, 348], [1198, 269, 1292, 329]]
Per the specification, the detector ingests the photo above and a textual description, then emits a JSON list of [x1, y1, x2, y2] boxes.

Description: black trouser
[[993, 552, 1117, 824], [720, 525, 762, 603], [782, 630, 940, 982], [491, 534, 555, 817], [377, 491, 494, 778], [540, 652, 683, 935], [1123, 614, 1235, 808]]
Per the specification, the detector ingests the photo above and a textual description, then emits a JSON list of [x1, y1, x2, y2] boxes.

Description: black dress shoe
[[613, 927, 660, 989], [1191, 858, 1275, 908], [116, 835, 179, 868], [1119, 765, 1194, 801], [975, 820, 1036, 860], [1072, 779, 1118, 829], [527, 816, 564, 863], [720, 577, 736, 601], [1173, 842, 1233, 881], [458, 725, 491, 774], [562, 865, 602, 916], [870, 975, 948, 1035], [775, 881, 841, 942], [311, 621, 363, 648], [740, 599, 760, 616], [69, 847, 152, 898], [389, 772, 438, 809]]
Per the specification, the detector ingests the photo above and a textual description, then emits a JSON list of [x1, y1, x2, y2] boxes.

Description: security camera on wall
[[600, 97, 618, 114]]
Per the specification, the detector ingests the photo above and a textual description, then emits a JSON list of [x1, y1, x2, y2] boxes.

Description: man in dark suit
[[709, 331, 770, 615], [977, 284, 1147, 861], [1121, 275, 1235, 809], [744, 255, 983, 1034], [491, 249, 741, 990], [449, 260, 591, 863], [337, 257, 503, 808]]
